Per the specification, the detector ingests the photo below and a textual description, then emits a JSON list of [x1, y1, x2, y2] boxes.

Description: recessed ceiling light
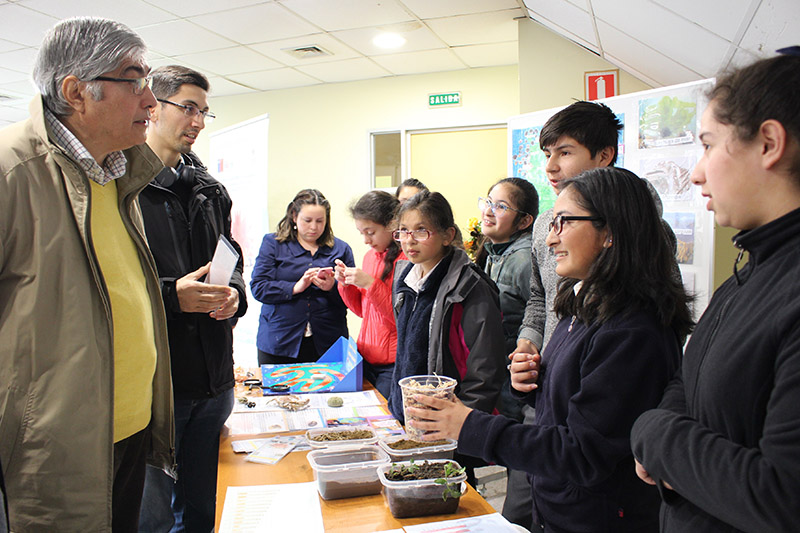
[[373, 32, 406, 49]]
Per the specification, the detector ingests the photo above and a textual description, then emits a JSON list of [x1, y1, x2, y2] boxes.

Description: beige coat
[[0, 97, 174, 532]]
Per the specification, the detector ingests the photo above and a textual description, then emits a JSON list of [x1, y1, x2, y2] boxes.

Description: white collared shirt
[[403, 259, 443, 293]]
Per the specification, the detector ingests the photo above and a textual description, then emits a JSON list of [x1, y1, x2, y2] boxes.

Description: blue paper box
[[260, 336, 363, 394]]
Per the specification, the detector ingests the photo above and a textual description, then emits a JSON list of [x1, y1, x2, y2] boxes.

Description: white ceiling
[[0, 0, 797, 128]]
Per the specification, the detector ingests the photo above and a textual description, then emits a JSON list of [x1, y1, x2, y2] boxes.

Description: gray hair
[[33, 17, 147, 116]]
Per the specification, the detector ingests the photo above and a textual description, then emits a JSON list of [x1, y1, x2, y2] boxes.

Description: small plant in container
[[378, 459, 467, 518]]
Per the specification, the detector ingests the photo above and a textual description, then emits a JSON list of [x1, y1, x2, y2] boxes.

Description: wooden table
[[215, 387, 497, 531]]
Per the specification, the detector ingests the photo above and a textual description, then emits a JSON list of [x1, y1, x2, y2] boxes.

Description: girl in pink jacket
[[335, 191, 406, 399]]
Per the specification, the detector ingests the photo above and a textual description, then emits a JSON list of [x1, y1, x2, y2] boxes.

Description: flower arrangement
[[463, 217, 482, 261]]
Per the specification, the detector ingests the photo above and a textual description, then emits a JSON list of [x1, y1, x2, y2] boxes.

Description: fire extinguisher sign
[[585, 69, 619, 101]]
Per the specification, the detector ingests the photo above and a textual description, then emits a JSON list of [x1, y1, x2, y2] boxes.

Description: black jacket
[[139, 151, 247, 400], [632, 206, 800, 533]]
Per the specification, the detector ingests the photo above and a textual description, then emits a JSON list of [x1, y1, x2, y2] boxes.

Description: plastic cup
[[398, 375, 457, 439]]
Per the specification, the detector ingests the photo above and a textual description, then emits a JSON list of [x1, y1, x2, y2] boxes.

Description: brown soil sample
[[384, 460, 459, 481], [309, 429, 373, 442], [387, 438, 449, 450]]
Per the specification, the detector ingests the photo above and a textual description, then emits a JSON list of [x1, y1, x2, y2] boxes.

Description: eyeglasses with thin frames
[[478, 197, 528, 217], [90, 76, 152, 95], [392, 229, 432, 242], [549, 215, 604, 235], [157, 99, 216, 124]]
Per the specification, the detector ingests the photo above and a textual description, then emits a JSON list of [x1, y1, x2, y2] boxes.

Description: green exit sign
[[428, 92, 461, 107]]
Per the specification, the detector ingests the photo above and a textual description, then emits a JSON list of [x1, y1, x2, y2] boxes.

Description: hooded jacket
[[631, 207, 800, 533], [0, 97, 174, 531], [139, 152, 248, 400]]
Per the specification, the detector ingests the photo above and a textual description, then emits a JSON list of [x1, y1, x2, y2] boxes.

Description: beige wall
[[518, 18, 652, 113]]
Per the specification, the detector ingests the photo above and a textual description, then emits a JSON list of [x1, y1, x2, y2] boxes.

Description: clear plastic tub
[[398, 375, 457, 439], [377, 459, 467, 518], [377, 435, 457, 463], [306, 446, 389, 500], [305, 426, 378, 449]]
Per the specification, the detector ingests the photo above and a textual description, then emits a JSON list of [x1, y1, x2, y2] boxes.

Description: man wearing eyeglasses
[[138, 65, 247, 533], [0, 17, 173, 532]]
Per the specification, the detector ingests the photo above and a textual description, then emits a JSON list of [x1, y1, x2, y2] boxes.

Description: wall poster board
[[210, 113, 270, 366], [508, 79, 715, 318]]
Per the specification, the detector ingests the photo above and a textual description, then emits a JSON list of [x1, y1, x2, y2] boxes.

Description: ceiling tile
[[650, 0, 753, 41], [525, 0, 596, 46], [294, 57, 390, 83], [0, 38, 27, 53], [0, 104, 29, 123], [739, 0, 800, 57], [206, 76, 258, 98], [597, 21, 701, 86], [563, 0, 588, 10], [19, 0, 176, 28], [248, 33, 360, 66], [135, 19, 237, 56], [0, 3, 57, 47], [144, 0, 265, 18], [727, 47, 761, 69], [401, 0, 520, 19], [190, 3, 320, 45], [425, 9, 521, 47], [176, 47, 284, 76], [451, 41, 518, 68], [526, 15, 599, 53], [332, 24, 446, 56], [371, 48, 465, 75], [227, 67, 321, 91], [279, 0, 412, 31], [0, 78, 38, 99], [0, 47, 37, 75], [592, 0, 731, 77]]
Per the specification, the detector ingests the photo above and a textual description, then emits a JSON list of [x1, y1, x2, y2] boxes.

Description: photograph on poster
[[511, 125, 555, 211], [638, 93, 697, 149], [639, 155, 696, 202], [663, 212, 696, 265]]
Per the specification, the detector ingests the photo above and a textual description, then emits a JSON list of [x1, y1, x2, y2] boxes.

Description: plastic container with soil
[[398, 375, 457, 439], [377, 435, 457, 463], [377, 459, 467, 518], [306, 446, 390, 500], [305, 426, 378, 449]]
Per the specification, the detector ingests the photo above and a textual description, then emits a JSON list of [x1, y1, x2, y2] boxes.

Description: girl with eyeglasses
[[406, 168, 693, 532], [388, 190, 506, 438], [333, 191, 406, 399]]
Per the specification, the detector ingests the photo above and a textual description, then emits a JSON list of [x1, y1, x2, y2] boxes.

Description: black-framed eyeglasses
[[392, 229, 432, 242], [478, 197, 528, 217], [90, 76, 151, 95], [157, 99, 216, 124], [549, 215, 604, 235]]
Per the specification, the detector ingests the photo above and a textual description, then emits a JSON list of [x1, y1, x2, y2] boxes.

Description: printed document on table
[[218, 482, 323, 533], [403, 513, 520, 532]]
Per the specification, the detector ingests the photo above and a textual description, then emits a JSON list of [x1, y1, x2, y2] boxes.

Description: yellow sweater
[[90, 180, 157, 442]]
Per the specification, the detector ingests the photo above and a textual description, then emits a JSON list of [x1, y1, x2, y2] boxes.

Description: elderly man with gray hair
[[0, 17, 173, 532]]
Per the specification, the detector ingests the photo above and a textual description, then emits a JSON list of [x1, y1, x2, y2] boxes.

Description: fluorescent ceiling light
[[373, 32, 406, 49]]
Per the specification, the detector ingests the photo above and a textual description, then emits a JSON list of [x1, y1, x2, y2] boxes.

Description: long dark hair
[[553, 167, 694, 339], [275, 189, 334, 247], [350, 190, 401, 281], [475, 177, 539, 268]]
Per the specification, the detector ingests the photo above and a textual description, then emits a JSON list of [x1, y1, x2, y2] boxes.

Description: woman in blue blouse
[[251, 189, 355, 365]]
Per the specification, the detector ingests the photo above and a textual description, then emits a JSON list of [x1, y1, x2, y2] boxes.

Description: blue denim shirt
[[251, 233, 355, 357]]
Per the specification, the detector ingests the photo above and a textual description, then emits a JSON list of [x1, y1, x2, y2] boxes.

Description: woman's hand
[[293, 268, 318, 295], [333, 259, 347, 284], [334, 258, 374, 288], [312, 267, 336, 291], [405, 394, 472, 441], [509, 350, 540, 393]]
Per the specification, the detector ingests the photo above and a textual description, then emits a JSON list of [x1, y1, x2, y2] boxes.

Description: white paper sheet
[[218, 482, 323, 533], [207, 235, 239, 286]]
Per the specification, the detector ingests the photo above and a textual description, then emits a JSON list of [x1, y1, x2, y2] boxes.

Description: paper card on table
[[207, 235, 239, 286], [231, 438, 272, 453], [402, 512, 520, 532], [245, 435, 301, 464], [219, 482, 323, 533]]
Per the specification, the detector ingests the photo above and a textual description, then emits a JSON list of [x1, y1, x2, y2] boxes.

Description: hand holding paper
[[177, 263, 234, 314]]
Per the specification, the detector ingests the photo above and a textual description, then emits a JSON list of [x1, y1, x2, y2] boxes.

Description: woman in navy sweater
[[409, 168, 693, 532]]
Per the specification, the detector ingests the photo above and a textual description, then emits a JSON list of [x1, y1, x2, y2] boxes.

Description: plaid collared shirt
[[44, 107, 128, 185]]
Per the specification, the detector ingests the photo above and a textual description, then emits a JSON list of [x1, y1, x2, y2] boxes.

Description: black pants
[[112, 425, 149, 533], [258, 336, 320, 365]]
